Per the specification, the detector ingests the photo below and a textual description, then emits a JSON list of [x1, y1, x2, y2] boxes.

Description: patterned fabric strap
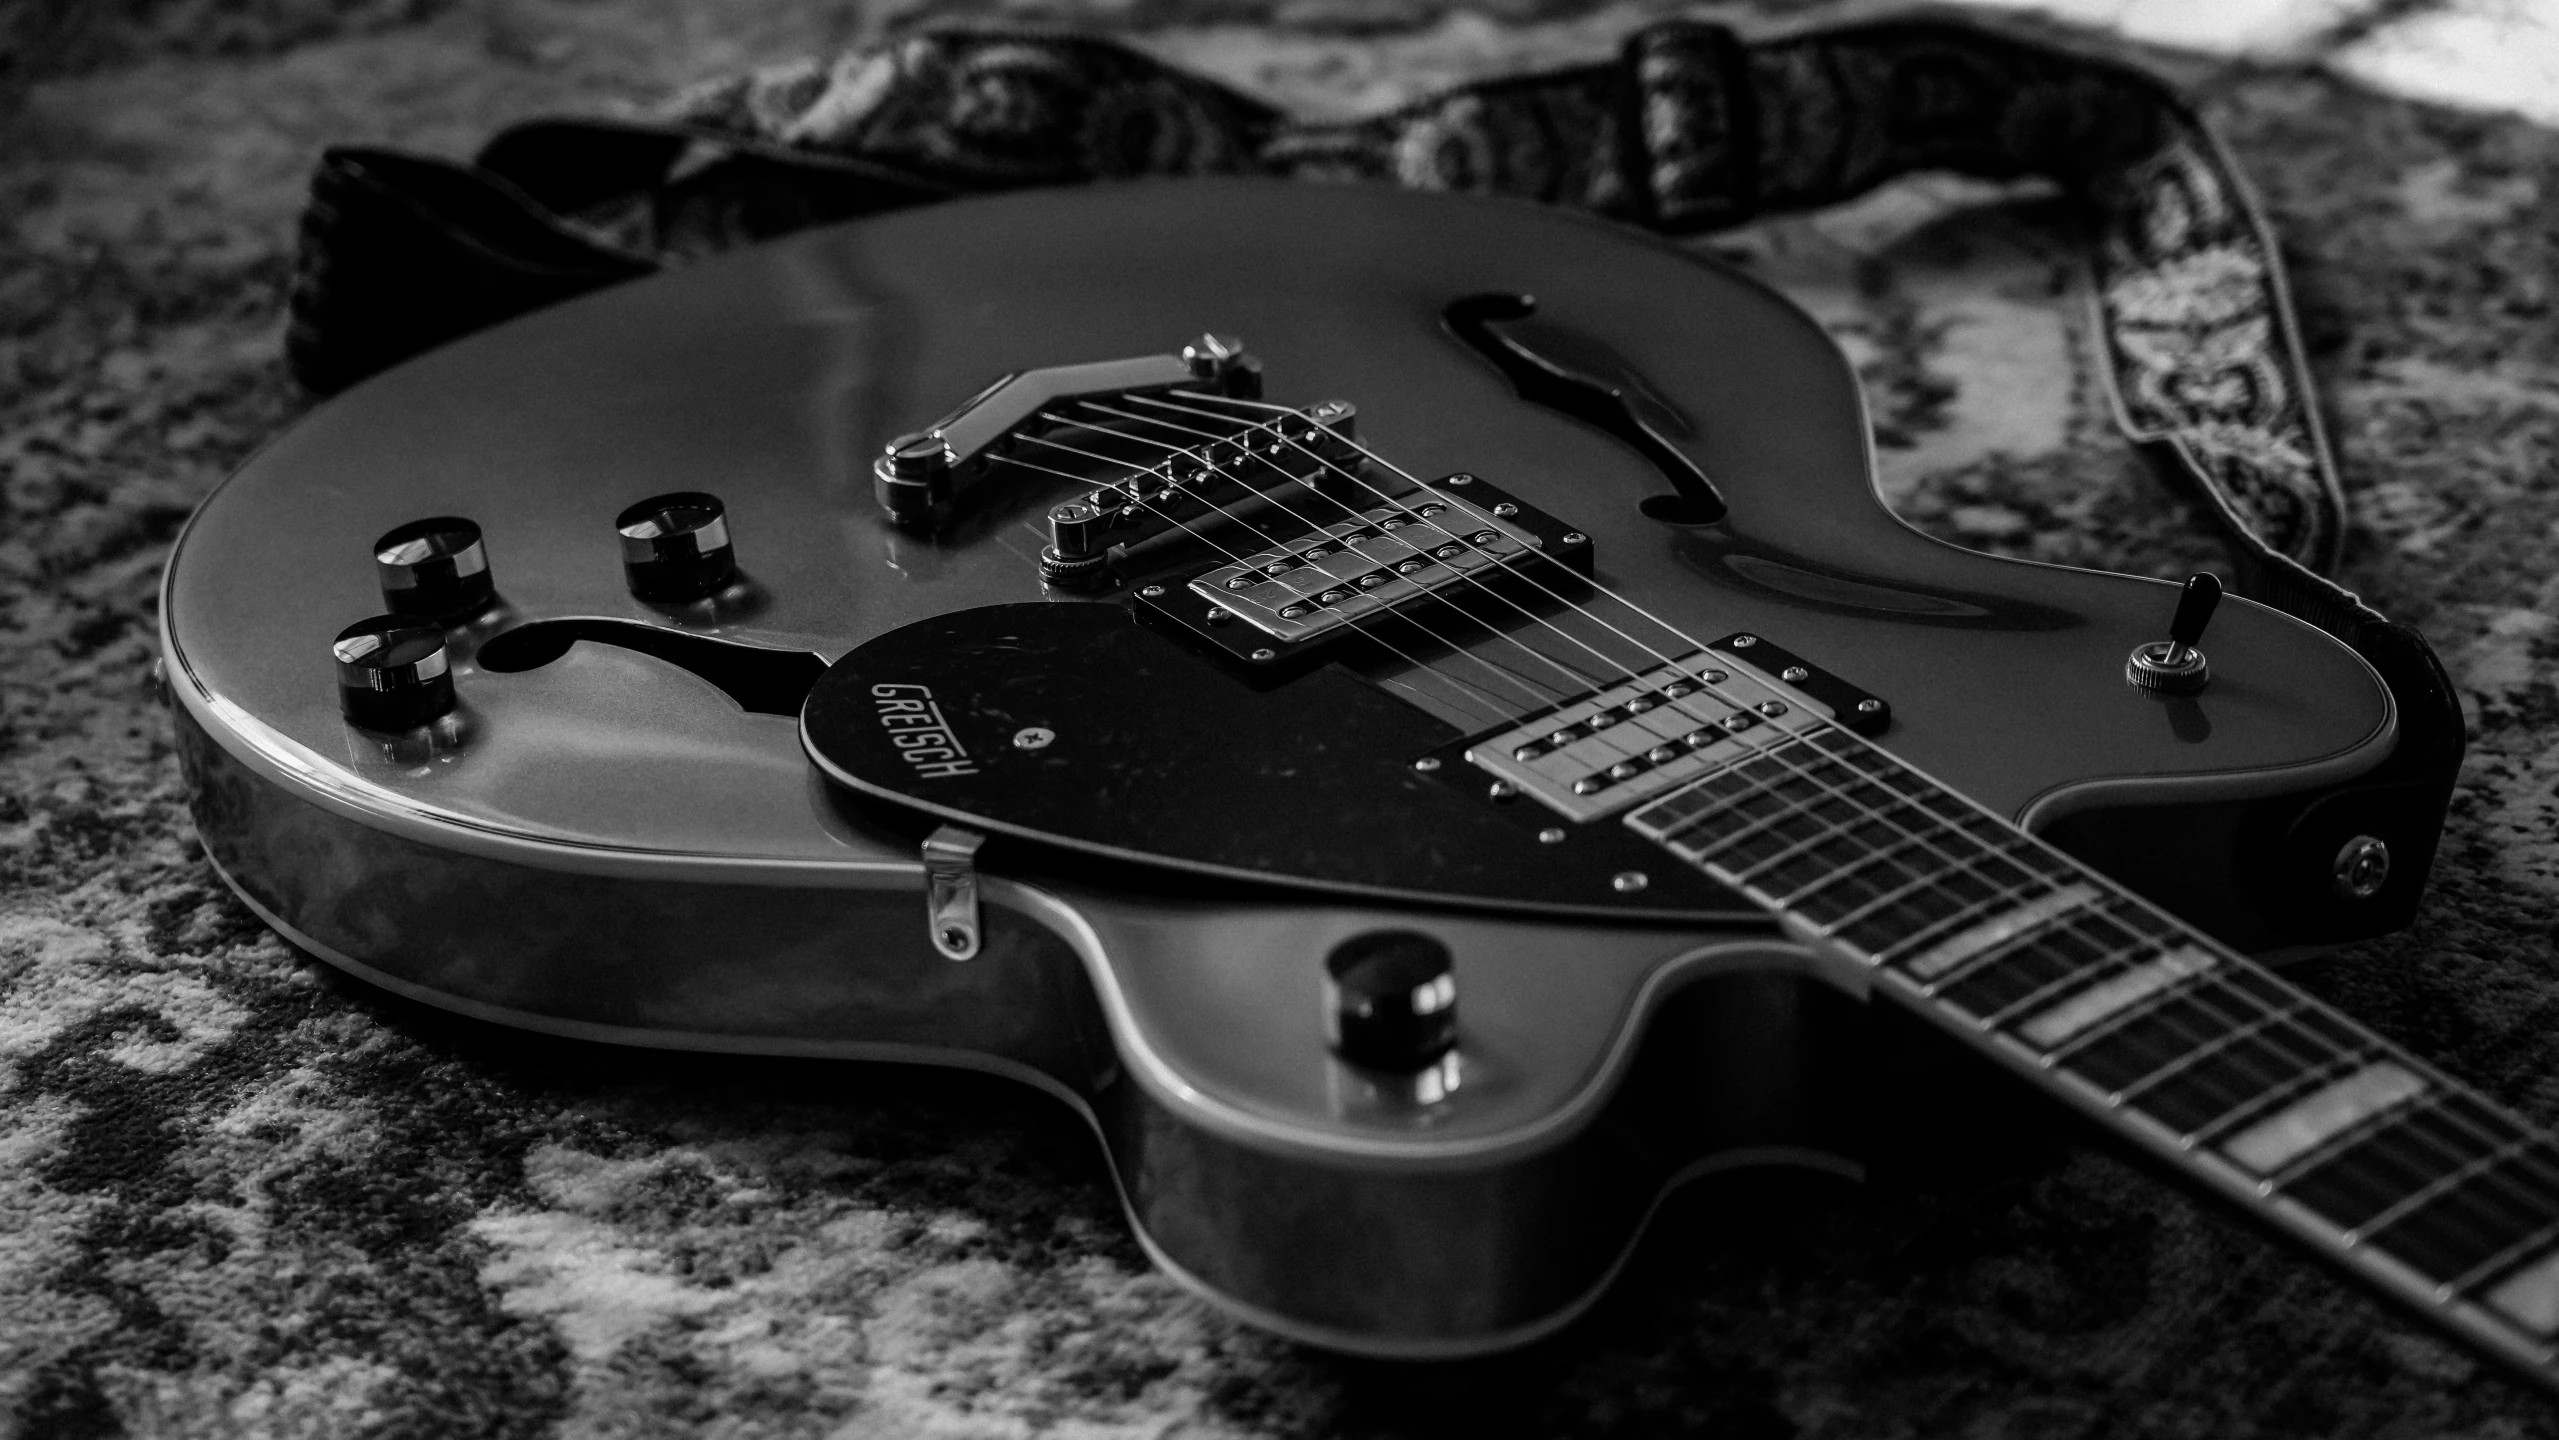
[[291, 17, 2343, 575]]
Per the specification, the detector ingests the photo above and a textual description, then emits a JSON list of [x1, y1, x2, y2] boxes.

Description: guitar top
[[163, 179, 2551, 1387]]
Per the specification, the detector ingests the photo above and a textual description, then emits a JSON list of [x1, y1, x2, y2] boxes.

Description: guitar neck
[[1620, 711, 2559, 1389]]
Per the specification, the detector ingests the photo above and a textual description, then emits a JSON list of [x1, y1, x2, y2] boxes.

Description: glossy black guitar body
[[164, 179, 2475, 1365]]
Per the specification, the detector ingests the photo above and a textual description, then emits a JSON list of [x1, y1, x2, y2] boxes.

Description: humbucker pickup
[[1196, 497, 1533, 643], [1461, 635, 1892, 823], [1137, 473, 1590, 666]]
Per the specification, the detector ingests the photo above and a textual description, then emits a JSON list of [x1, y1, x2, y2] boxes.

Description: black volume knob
[[374, 516, 495, 621], [1324, 931, 1457, 1072], [334, 615, 456, 731], [617, 491, 737, 602]]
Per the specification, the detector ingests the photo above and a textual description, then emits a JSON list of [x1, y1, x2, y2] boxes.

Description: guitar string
[[988, 448, 1527, 728], [994, 449, 1520, 727], [1059, 398, 1645, 704], [1153, 390, 2559, 1223], [1122, 391, 2387, 1107], [980, 388, 2547, 1234], [1109, 392, 2352, 1122], [1005, 423, 1565, 724], [997, 421, 1549, 728], [1069, 394, 1639, 703]]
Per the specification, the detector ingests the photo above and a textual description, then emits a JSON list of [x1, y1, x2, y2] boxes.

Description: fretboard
[[1624, 718, 2559, 1386]]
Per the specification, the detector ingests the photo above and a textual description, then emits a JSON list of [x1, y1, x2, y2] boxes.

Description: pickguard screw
[[1447, 473, 1475, 486], [1487, 781, 1517, 801], [1612, 871, 1649, 894], [1561, 532, 1587, 546], [1732, 635, 1757, 647], [1250, 648, 1276, 662], [1013, 727, 1055, 750], [1205, 607, 1232, 624], [1492, 502, 1519, 517], [1140, 584, 1165, 599], [1538, 828, 1566, 844], [1413, 757, 1443, 772], [1782, 666, 1809, 682], [1857, 698, 1884, 714]]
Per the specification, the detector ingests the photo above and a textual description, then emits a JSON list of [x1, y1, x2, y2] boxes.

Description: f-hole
[[476, 619, 827, 716], [1443, 292, 1725, 525]]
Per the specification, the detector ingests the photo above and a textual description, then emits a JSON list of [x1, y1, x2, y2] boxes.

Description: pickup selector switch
[[617, 491, 737, 602], [1324, 931, 1457, 1072], [2127, 572, 2222, 694], [333, 615, 455, 730], [374, 516, 494, 621]]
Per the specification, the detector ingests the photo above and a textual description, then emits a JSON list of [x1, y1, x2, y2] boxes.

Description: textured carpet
[[7, 1, 2559, 1435]]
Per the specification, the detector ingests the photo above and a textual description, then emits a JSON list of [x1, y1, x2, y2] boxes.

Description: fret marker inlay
[[1902, 883, 2100, 980], [2019, 945, 2216, 1049], [2487, 1249, 2559, 1336], [2223, 1062, 2426, 1174]]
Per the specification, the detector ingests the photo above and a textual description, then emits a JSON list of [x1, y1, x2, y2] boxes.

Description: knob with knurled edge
[[617, 491, 737, 603], [1324, 931, 1457, 1072], [334, 615, 456, 731], [373, 516, 495, 621]]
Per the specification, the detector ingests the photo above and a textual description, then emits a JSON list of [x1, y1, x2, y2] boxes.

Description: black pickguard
[[801, 603, 1752, 918]]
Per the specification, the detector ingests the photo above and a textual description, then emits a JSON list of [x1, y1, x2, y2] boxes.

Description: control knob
[[1323, 931, 1457, 1072]]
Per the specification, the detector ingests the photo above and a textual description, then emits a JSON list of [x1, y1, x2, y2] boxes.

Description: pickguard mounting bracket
[[922, 825, 986, 961]]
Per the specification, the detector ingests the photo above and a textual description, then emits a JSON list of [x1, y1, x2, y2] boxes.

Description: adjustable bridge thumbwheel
[[374, 516, 494, 621], [2127, 571, 2222, 694], [333, 616, 455, 731], [1323, 931, 1457, 1073], [617, 491, 737, 603]]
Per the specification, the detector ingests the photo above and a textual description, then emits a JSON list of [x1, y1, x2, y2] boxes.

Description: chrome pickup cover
[[1191, 496, 1537, 643], [1466, 650, 1829, 823]]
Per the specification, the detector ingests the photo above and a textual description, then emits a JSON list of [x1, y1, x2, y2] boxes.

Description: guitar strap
[[285, 15, 2463, 849]]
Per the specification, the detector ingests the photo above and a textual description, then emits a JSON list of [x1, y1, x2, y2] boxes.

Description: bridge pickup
[[1134, 475, 1591, 667], [1459, 636, 1888, 823]]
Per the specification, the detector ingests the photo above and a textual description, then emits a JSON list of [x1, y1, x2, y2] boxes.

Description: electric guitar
[[161, 177, 2557, 1390]]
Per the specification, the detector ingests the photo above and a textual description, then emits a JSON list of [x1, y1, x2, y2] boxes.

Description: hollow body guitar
[[165, 179, 2558, 1386]]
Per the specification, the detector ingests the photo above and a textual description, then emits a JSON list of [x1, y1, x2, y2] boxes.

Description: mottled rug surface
[[8, 1, 2559, 1435]]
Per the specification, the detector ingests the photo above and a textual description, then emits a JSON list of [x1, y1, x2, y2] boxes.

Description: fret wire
[[1650, 709, 2559, 1247], [1707, 774, 1938, 876], [1743, 816, 1938, 892], [1236, 397, 2559, 1295], [1767, 825, 1988, 910], [1840, 861, 2063, 964], [2361, 1145, 2559, 1283], [1790, 821, 2056, 927], [2161, 1044, 2390, 1146], [1972, 926, 2170, 1033], [1783, 855, 1992, 936], [1857, 855, 2082, 966], [2284, 1091, 2537, 1235], [2271, 1086, 2461, 1190], [2451, 1213, 2559, 1297], [1913, 891, 2150, 995], [1695, 727, 2401, 1148], [2049, 985, 2303, 1074], [2106, 996, 2334, 1104], [1636, 702, 2559, 1331], [1690, 766, 1908, 867], [2344, 1131, 2535, 1241], [1935, 906, 2160, 1026]]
